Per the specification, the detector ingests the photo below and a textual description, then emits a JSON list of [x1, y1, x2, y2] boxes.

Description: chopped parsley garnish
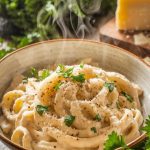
[[104, 131, 131, 150], [56, 64, 85, 83], [54, 82, 63, 91], [27, 68, 50, 81], [39, 69, 50, 80], [142, 116, 150, 149], [104, 82, 115, 92], [63, 67, 74, 78], [36, 105, 49, 116], [80, 62, 84, 68], [142, 115, 150, 136], [91, 127, 97, 133], [94, 114, 101, 121], [57, 64, 74, 78], [57, 64, 65, 73], [121, 91, 133, 103], [29, 67, 39, 78], [71, 74, 85, 83], [64, 115, 75, 127]]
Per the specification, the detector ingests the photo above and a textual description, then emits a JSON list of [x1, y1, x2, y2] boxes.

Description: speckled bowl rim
[[0, 39, 149, 150]]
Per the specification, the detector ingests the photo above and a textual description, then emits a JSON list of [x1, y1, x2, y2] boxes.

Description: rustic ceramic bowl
[[0, 39, 149, 150]]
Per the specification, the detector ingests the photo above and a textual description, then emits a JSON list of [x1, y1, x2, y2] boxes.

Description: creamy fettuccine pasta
[[0, 64, 143, 150]]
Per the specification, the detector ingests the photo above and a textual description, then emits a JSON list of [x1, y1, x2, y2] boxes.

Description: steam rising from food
[[0, 0, 117, 60], [37, 0, 102, 39]]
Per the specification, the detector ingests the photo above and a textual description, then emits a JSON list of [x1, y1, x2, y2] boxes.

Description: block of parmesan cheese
[[116, 0, 150, 30]]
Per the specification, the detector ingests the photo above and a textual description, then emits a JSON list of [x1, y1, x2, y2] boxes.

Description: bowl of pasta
[[0, 39, 149, 150]]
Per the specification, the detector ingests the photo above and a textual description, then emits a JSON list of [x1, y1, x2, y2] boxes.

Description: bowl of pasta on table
[[0, 39, 149, 150]]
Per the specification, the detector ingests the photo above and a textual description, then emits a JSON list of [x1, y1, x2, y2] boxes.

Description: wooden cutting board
[[99, 18, 150, 58]]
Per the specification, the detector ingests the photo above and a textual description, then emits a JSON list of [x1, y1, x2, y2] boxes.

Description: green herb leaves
[[30, 67, 39, 78], [36, 105, 49, 116], [54, 82, 63, 91], [104, 82, 115, 92], [57, 64, 85, 83], [141, 116, 150, 149], [63, 67, 74, 78], [58, 64, 65, 73], [80, 62, 84, 68], [72, 74, 85, 83], [91, 127, 97, 133], [23, 67, 50, 83], [64, 115, 75, 127], [94, 114, 101, 122], [121, 91, 133, 103], [28, 67, 50, 81], [104, 131, 131, 150], [57, 64, 74, 78], [142, 116, 150, 137], [0, 0, 117, 61], [39, 69, 50, 80]]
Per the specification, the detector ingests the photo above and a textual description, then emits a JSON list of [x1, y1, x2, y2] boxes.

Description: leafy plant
[[104, 131, 131, 150], [104, 116, 150, 150], [71, 74, 85, 83], [142, 116, 150, 149], [0, 0, 117, 59]]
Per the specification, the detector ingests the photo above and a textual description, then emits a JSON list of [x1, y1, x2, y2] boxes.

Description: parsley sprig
[[80, 62, 84, 68], [143, 116, 150, 137], [64, 115, 75, 127], [58, 64, 65, 73], [54, 81, 63, 91], [121, 91, 133, 103], [57, 64, 85, 83], [39, 69, 50, 80], [63, 67, 74, 78], [57, 64, 74, 78], [72, 73, 85, 83], [104, 131, 131, 150], [104, 82, 115, 92], [27, 67, 50, 81], [103, 116, 150, 150], [142, 116, 150, 149], [91, 127, 97, 133], [30, 67, 39, 79], [36, 105, 49, 116], [94, 114, 101, 121]]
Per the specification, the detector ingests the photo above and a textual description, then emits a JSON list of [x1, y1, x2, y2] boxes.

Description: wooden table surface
[[99, 18, 150, 65]]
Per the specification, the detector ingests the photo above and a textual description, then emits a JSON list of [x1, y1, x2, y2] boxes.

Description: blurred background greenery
[[0, 0, 117, 58]]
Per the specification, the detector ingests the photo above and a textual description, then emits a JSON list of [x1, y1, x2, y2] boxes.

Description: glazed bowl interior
[[0, 39, 149, 149]]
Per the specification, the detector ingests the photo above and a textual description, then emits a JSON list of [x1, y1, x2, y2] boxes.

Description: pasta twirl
[[0, 64, 143, 150]]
